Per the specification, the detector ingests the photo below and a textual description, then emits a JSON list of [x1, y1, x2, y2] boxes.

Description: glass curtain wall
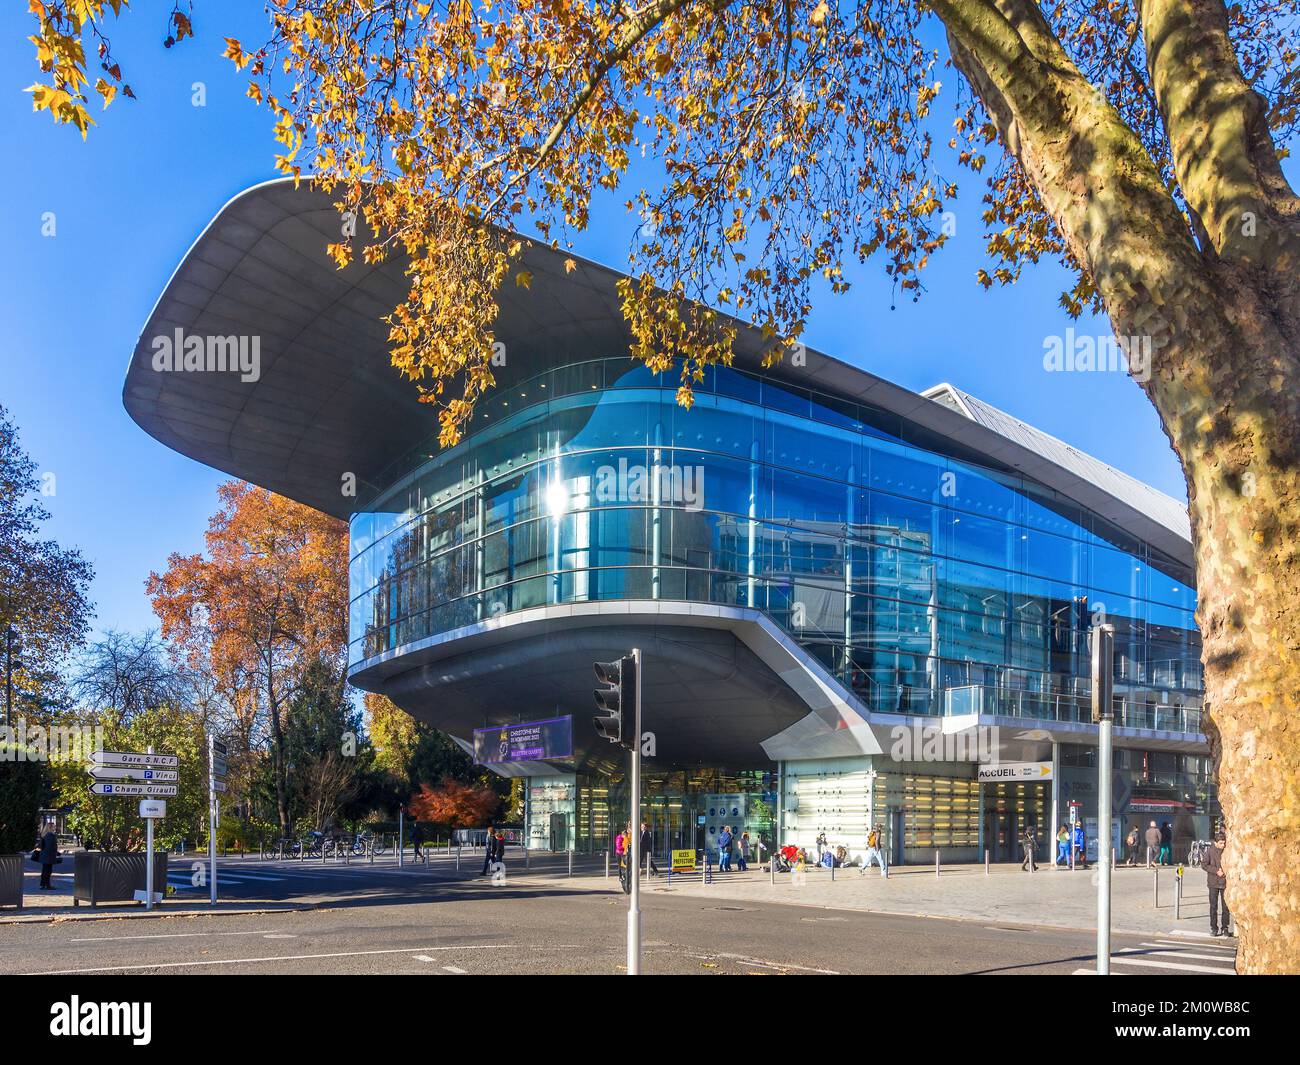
[[350, 359, 1202, 729]]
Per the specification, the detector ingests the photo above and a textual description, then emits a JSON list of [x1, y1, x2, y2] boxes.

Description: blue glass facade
[[348, 358, 1203, 735]]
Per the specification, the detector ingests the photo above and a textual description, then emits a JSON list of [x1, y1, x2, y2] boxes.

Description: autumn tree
[[26, 1, 1300, 971], [147, 481, 347, 837], [408, 779, 502, 831], [0, 401, 93, 725]]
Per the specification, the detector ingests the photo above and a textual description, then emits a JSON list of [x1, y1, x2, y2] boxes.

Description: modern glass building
[[125, 179, 1216, 866]]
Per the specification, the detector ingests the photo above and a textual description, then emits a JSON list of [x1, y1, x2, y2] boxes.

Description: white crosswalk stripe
[[1075, 939, 1237, 975]]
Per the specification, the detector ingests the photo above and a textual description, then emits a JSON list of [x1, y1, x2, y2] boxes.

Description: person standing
[[1201, 831, 1231, 937], [1159, 821, 1173, 866], [1072, 821, 1088, 869], [1144, 821, 1161, 868], [37, 827, 59, 890], [1125, 825, 1140, 867], [639, 822, 658, 877], [737, 831, 750, 872], [481, 825, 497, 876], [1020, 823, 1039, 872], [717, 825, 733, 872]]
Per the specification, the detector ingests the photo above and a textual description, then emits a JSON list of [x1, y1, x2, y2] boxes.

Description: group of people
[[479, 825, 508, 875], [613, 822, 661, 877], [1053, 822, 1089, 868], [715, 826, 750, 871], [1127, 820, 1175, 867]]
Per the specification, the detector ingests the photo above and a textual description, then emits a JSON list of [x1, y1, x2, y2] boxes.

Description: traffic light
[[594, 654, 636, 747]]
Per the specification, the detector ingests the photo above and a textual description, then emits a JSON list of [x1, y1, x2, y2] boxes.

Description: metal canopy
[[123, 177, 1193, 569]]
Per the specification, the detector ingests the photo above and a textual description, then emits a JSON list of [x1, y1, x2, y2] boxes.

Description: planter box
[[0, 854, 22, 909], [73, 851, 168, 907]]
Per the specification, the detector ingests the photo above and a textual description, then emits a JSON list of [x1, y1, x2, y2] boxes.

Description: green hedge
[[0, 743, 52, 854]]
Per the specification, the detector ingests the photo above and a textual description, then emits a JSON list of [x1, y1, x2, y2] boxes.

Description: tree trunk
[[1171, 279, 1300, 974], [267, 682, 290, 838]]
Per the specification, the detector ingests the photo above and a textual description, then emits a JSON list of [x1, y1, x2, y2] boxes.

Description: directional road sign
[[86, 765, 179, 782], [90, 750, 178, 768], [89, 782, 178, 797]]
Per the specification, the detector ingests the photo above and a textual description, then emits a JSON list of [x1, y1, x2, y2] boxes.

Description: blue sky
[[0, 8, 1206, 639]]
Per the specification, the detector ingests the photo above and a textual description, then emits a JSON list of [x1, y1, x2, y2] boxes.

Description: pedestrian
[[1072, 821, 1088, 869], [1020, 823, 1039, 871], [737, 830, 750, 872], [1055, 825, 1070, 867], [815, 831, 827, 861], [481, 825, 497, 876], [717, 825, 733, 872], [494, 829, 506, 868], [1159, 820, 1173, 866], [1125, 825, 1140, 867], [411, 820, 423, 860], [36, 826, 59, 890], [1144, 820, 1161, 868], [639, 822, 658, 876], [614, 826, 628, 883], [860, 823, 888, 876], [1201, 831, 1231, 937]]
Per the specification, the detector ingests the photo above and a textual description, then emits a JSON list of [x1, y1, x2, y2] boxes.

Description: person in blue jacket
[[1072, 822, 1088, 869], [717, 826, 733, 872]]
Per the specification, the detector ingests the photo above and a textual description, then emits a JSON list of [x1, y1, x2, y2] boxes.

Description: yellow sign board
[[671, 849, 695, 871]]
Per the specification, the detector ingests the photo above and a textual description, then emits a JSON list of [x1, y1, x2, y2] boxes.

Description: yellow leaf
[[515, 270, 532, 289]]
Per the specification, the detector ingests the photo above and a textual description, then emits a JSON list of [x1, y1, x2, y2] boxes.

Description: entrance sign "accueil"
[[977, 761, 1053, 783]]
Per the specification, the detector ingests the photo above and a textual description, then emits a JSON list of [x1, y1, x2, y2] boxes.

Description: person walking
[[37, 826, 59, 890], [861, 824, 888, 876], [1159, 821, 1173, 866], [481, 825, 498, 876], [737, 831, 750, 872], [1055, 825, 1070, 867], [411, 820, 423, 860], [1201, 831, 1231, 937], [1125, 825, 1140, 867], [1066, 821, 1086, 868], [1020, 823, 1039, 871], [1144, 821, 1161, 868], [717, 825, 733, 872], [639, 822, 658, 877]]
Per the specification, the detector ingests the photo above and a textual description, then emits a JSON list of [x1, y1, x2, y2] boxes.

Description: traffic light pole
[[627, 646, 643, 976]]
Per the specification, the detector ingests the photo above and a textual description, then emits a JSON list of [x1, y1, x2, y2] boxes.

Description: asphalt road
[[0, 857, 1239, 976]]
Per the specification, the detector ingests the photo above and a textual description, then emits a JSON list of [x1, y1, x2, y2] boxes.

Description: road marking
[[26, 943, 575, 976], [442, 965, 467, 974], [1136, 944, 1238, 962], [1102, 955, 1236, 975], [69, 929, 282, 943], [412, 955, 436, 962], [263, 934, 297, 939]]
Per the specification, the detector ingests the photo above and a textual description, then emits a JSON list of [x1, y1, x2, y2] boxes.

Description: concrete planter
[[0, 854, 22, 909], [73, 851, 168, 907]]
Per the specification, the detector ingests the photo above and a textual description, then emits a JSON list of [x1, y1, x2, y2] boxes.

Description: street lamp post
[[1092, 623, 1116, 975]]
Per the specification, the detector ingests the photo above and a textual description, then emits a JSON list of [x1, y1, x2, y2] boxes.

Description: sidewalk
[[615, 860, 1221, 938], [0, 865, 309, 925]]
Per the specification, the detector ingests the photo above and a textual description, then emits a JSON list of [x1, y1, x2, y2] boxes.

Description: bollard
[[568, 848, 573, 877], [456, 844, 461, 872], [1153, 866, 1159, 908], [369, 839, 374, 864], [985, 848, 990, 875], [935, 850, 940, 878], [525, 846, 530, 870], [770, 854, 775, 884], [605, 849, 610, 879], [1175, 867, 1182, 919], [831, 858, 835, 882], [702, 856, 708, 885]]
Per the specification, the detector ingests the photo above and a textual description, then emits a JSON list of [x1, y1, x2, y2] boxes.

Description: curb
[[0, 903, 315, 926]]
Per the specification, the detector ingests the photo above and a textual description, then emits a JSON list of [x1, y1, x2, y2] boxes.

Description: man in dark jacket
[[1020, 824, 1039, 872], [37, 828, 59, 889], [481, 826, 497, 876], [1201, 832, 1231, 937]]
